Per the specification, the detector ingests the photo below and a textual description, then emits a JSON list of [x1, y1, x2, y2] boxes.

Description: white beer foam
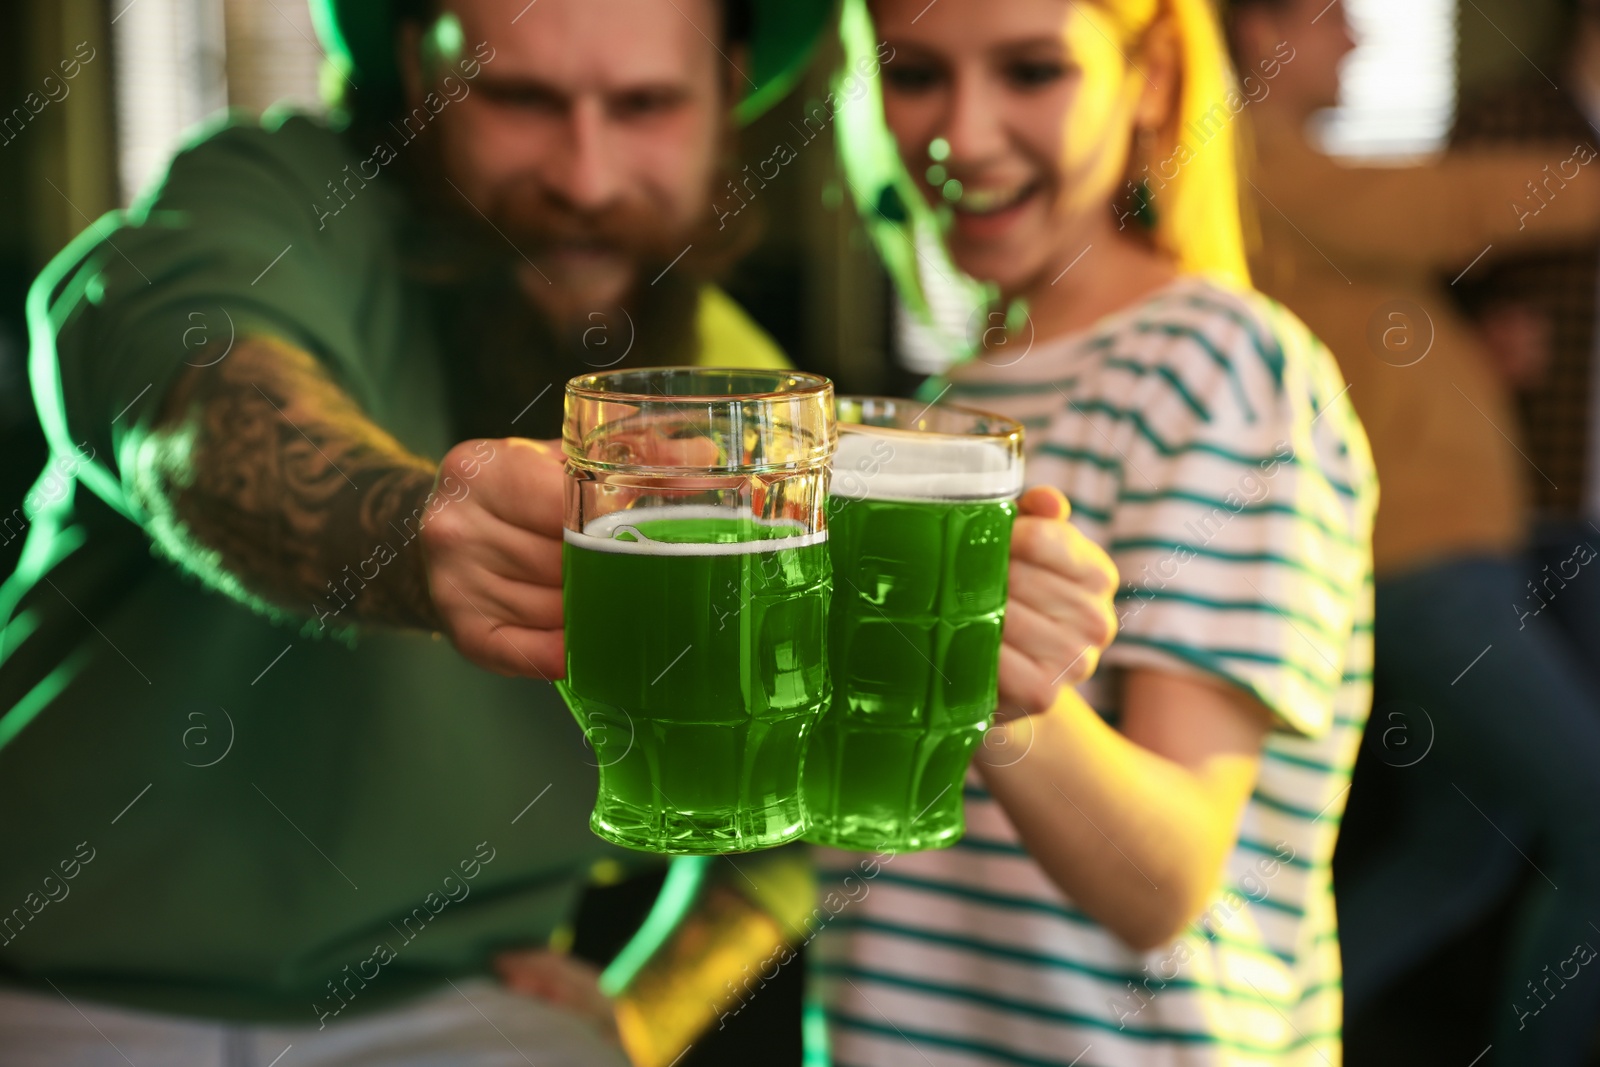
[[566, 504, 827, 556], [831, 430, 1022, 502]]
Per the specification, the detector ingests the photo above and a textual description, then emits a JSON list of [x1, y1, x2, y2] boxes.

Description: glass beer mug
[[557, 368, 835, 854], [805, 396, 1024, 851]]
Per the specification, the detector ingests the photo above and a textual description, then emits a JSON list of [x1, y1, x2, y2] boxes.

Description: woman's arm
[[979, 670, 1273, 952]]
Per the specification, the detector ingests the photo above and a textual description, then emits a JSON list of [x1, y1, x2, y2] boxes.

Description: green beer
[[804, 400, 1023, 851], [560, 507, 831, 853], [560, 368, 834, 853]]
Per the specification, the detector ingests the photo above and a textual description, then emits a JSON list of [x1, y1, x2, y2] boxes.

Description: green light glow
[[1006, 299, 1030, 333], [925, 164, 947, 186], [833, 0, 991, 352], [0, 648, 89, 751], [942, 179, 963, 202], [420, 12, 466, 72]]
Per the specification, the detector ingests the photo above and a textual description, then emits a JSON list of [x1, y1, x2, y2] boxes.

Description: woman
[[809, 0, 1375, 1064], [1226, 2, 1600, 1063]]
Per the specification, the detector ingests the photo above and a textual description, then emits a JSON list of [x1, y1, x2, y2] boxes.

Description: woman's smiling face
[[871, 0, 1155, 295]]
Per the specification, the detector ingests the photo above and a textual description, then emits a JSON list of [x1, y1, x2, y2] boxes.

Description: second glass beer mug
[[805, 397, 1023, 851], [557, 368, 835, 854]]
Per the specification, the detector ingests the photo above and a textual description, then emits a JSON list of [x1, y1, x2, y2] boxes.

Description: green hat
[[306, 0, 833, 126]]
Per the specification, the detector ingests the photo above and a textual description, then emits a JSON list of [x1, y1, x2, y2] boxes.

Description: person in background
[[799, 0, 1373, 1062], [1453, 0, 1600, 673], [1226, 0, 1600, 1062]]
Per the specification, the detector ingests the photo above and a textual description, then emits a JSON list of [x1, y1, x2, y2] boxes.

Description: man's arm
[[127, 332, 567, 677], [129, 334, 442, 632], [1255, 124, 1600, 271]]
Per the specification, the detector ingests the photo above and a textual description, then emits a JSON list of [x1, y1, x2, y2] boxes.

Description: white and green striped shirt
[[812, 276, 1377, 1066]]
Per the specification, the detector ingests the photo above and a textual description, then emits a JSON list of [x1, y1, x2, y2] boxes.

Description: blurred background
[[0, 0, 1584, 1061], [0, 0, 1542, 556]]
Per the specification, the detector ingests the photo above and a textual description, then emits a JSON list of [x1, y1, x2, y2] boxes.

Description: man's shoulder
[[191, 106, 347, 154], [134, 108, 359, 214]]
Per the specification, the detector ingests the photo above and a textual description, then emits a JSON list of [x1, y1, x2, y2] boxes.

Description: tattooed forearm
[[129, 334, 445, 633]]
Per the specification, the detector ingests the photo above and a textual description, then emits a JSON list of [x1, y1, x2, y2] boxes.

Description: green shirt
[[0, 109, 787, 1023]]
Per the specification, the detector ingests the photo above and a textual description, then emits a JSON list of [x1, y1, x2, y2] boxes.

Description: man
[[0, 0, 818, 1061], [0, 0, 1111, 1062]]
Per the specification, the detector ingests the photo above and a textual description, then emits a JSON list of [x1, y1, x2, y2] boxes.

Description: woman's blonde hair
[[1108, 0, 1253, 288]]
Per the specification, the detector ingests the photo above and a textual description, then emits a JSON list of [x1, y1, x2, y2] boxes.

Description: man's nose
[[550, 97, 623, 211]]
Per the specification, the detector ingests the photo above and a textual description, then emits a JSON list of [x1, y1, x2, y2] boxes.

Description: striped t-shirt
[[811, 276, 1377, 1066]]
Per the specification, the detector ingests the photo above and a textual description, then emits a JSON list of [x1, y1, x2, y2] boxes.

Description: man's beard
[[402, 129, 758, 323], [390, 132, 761, 442], [486, 168, 700, 319]]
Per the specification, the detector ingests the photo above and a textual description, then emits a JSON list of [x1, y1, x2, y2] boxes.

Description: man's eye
[[481, 85, 564, 113], [883, 64, 942, 92], [1005, 60, 1065, 89], [612, 92, 680, 119]]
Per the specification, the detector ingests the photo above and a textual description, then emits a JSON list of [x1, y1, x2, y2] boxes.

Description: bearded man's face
[[402, 0, 736, 324]]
